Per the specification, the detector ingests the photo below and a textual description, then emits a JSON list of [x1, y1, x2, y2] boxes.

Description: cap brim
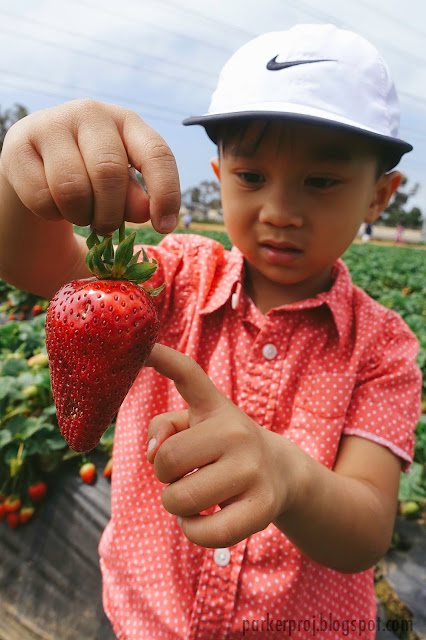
[[182, 111, 413, 159]]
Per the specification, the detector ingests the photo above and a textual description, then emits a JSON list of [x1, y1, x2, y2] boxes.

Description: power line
[[400, 90, 426, 107], [0, 79, 180, 126], [0, 26, 213, 92], [143, 0, 254, 39], [4, 70, 424, 144], [0, 70, 188, 118], [0, 8, 218, 81], [70, 0, 232, 55], [285, 0, 426, 67], [349, 0, 426, 40]]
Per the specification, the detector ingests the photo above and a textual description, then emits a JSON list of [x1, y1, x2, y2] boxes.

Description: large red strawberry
[[45, 223, 163, 453]]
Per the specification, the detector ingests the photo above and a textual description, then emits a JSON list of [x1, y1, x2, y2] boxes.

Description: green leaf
[[6, 415, 46, 439], [143, 283, 165, 297], [124, 262, 157, 283], [95, 235, 112, 257], [92, 244, 112, 277], [103, 236, 114, 264], [0, 377, 18, 401], [98, 422, 115, 448], [16, 371, 42, 389], [398, 463, 426, 501], [44, 432, 68, 451], [0, 429, 13, 449], [112, 232, 136, 277], [86, 229, 101, 250], [85, 246, 96, 273], [0, 355, 27, 377], [128, 250, 142, 266], [41, 404, 57, 418]]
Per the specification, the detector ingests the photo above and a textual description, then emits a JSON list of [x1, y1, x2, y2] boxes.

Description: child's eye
[[305, 177, 340, 189], [237, 172, 265, 184]]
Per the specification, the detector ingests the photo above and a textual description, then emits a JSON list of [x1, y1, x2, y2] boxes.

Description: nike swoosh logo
[[266, 57, 335, 71]]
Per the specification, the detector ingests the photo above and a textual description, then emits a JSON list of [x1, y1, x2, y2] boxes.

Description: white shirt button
[[231, 292, 238, 310], [213, 547, 231, 566], [262, 343, 277, 360]]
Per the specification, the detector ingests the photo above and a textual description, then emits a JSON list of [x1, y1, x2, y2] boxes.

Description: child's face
[[213, 120, 399, 311]]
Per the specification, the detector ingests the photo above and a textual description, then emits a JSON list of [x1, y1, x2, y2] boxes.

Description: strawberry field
[[0, 228, 425, 530]]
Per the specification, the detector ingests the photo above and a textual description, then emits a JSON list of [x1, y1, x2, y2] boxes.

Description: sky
[[0, 0, 425, 212]]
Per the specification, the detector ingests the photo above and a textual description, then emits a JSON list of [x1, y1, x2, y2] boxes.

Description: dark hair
[[206, 118, 401, 179]]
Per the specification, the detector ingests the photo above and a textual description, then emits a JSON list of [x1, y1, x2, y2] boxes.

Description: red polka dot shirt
[[99, 235, 421, 640]]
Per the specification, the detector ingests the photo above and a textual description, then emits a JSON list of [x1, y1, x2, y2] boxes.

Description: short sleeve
[[343, 313, 422, 472]]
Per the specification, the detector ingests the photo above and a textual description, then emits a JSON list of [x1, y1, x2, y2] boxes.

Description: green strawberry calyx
[[85, 222, 164, 297]]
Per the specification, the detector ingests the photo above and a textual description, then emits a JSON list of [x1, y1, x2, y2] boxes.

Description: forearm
[[273, 441, 396, 573], [0, 169, 89, 298]]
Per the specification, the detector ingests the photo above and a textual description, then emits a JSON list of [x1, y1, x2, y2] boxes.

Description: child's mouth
[[259, 242, 303, 266]]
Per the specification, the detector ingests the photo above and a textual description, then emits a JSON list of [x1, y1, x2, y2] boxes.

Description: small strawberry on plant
[[32, 304, 43, 316], [3, 495, 21, 512], [19, 505, 35, 524], [103, 457, 113, 479], [28, 481, 47, 503], [6, 513, 20, 529], [45, 222, 163, 452], [80, 461, 96, 485]]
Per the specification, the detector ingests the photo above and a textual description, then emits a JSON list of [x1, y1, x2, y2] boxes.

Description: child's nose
[[258, 185, 303, 227]]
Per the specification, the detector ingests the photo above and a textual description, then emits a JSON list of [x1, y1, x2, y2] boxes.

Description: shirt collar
[[200, 248, 354, 342], [199, 246, 245, 316], [274, 259, 354, 342]]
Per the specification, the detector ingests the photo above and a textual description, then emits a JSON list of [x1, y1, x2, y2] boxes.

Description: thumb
[[145, 344, 229, 420]]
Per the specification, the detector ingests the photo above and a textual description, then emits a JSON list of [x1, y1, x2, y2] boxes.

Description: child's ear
[[366, 171, 402, 223], [210, 157, 220, 181]]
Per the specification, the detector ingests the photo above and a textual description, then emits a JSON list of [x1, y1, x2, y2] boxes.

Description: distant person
[[395, 222, 404, 243], [362, 222, 373, 242], [183, 211, 192, 229]]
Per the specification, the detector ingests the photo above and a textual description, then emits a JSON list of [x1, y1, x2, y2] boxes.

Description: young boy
[[0, 23, 421, 640]]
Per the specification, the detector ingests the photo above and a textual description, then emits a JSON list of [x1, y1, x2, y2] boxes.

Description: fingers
[[177, 498, 273, 549], [146, 344, 229, 421], [152, 419, 225, 483], [1, 99, 181, 235], [124, 169, 151, 225], [36, 128, 94, 227], [160, 455, 247, 517], [1, 126, 63, 222], [117, 108, 181, 234], [75, 114, 130, 233], [146, 410, 189, 463]]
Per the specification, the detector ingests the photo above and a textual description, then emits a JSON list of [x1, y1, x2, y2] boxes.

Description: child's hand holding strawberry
[[0, 99, 180, 237]]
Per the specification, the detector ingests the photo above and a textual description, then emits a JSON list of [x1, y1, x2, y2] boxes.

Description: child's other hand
[[145, 344, 304, 548], [0, 99, 180, 236]]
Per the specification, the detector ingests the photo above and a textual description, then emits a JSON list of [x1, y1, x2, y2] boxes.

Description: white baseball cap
[[183, 24, 412, 166]]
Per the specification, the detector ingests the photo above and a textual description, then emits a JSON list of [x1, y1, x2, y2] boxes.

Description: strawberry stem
[[84, 221, 164, 294], [118, 221, 126, 245]]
